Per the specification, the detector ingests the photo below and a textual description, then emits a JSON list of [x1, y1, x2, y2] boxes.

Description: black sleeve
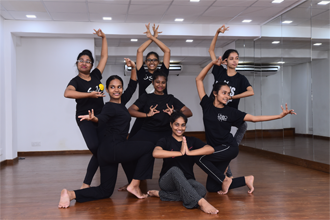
[[67, 77, 78, 89], [91, 68, 102, 80], [172, 96, 185, 111], [189, 137, 206, 150], [156, 137, 168, 150], [121, 79, 138, 105], [200, 94, 211, 110], [96, 103, 115, 126], [211, 65, 225, 82], [240, 74, 252, 91], [230, 108, 247, 127], [133, 93, 148, 110], [136, 65, 146, 80], [161, 63, 169, 76]]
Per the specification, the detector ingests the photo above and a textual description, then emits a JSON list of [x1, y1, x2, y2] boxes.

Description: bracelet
[[131, 67, 136, 70]]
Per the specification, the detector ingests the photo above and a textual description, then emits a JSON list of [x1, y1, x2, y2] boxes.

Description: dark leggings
[[122, 129, 172, 183], [195, 144, 246, 192], [74, 137, 155, 203], [77, 119, 101, 185]]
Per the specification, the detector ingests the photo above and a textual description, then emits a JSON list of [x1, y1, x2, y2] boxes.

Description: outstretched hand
[[152, 24, 162, 38], [78, 109, 95, 121], [144, 23, 152, 38], [147, 104, 160, 117], [93, 29, 105, 38], [217, 25, 229, 34], [124, 58, 136, 69], [163, 104, 174, 116], [280, 103, 296, 118]]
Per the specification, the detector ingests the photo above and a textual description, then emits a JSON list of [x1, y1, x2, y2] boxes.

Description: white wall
[[0, 16, 5, 162]]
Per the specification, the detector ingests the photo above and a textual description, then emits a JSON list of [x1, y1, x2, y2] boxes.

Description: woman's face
[[225, 52, 239, 69], [171, 117, 186, 137], [106, 79, 123, 100], [145, 54, 159, 71], [214, 85, 231, 105], [77, 55, 93, 74], [152, 76, 166, 94]]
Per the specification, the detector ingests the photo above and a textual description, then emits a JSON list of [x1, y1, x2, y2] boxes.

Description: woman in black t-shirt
[[147, 112, 218, 215], [58, 59, 155, 208], [195, 58, 296, 195], [64, 29, 108, 189]]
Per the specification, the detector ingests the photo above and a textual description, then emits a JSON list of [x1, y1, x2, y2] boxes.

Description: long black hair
[[212, 82, 230, 96], [222, 49, 239, 60]]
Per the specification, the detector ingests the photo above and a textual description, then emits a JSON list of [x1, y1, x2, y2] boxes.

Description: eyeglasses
[[77, 60, 92, 64], [146, 59, 158, 62]]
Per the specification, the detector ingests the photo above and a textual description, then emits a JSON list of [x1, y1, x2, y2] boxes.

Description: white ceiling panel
[[88, 2, 128, 14], [0, 10, 14, 19], [8, 11, 52, 20], [229, 16, 269, 25], [240, 7, 287, 17], [89, 13, 126, 22], [203, 6, 247, 17], [253, 0, 301, 7], [282, 7, 313, 19], [130, 0, 172, 5], [43, 2, 88, 13], [125, 14, 162, 23], [165, 5, 209, 16], [1, 1, 46, 12], [161, 14, 198, 23], [172, 0, 215, 6], [193, 15, 233, 24], [212, 0, 256, 7], [87, 0, 130, 4], [50, 12, 90, 21], [128, 4, 169, 15]]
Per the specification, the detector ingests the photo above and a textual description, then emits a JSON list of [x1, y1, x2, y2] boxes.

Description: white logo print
[[87, 85, 101, 93], [223, 80, 235, 103], [143, 74, 153, 81], [217, 114, 228, 122]]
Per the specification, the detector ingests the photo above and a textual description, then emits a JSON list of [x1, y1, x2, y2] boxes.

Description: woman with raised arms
[[195, 57, 296, 195]]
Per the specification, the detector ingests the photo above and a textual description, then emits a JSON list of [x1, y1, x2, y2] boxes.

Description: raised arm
[[196, 58, 222, 100], [128, 104, 160, 118], [244, 104, 296, 122], [64, 85, 105, 99], [94, 29, 108, 74], [153, 146, 183, 159], [124, 58, 137, 81], [209, 25, 229, 61]]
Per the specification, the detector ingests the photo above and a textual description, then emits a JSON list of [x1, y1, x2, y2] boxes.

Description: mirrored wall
[[237, 0, 329, 164]]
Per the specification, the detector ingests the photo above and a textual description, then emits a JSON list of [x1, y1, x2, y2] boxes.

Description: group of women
[[58, 24, 296, 215]]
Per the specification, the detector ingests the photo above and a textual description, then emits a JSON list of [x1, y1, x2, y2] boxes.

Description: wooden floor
[[1, 151, 329, 220]]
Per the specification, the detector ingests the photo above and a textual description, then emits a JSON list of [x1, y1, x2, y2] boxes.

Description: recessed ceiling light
[[313, 43, 322, 46], [26, 15, 36, 18], [318, 1, 330, 5], [278, 61, 285, 64], [272, 0, 284, 3], [282, 20, 292, 24], [103, 17, 112, 20], [242, 20, 252, 23], [175, 18, 184, 22], [272, 41, 280, 44], [186, 39, 193, 43], [190, 0, 200, 2], [131, 39, 138, 42]]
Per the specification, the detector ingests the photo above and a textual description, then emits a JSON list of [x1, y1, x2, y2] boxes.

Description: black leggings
[[74, 137, 155, 203], [195, 144, 246, 192], [77, 119, 101, 185]]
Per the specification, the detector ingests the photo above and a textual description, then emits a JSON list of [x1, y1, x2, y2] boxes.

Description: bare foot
[[127, 184, 148, 199], [58, 189, 71, 208], [118, 184, 128, 191], [245, 175, 254, 194], [218, 177, 232, 195], [80, 183, 90, 189], [198, 198, 219, 214], [147, 190, 159, 197]]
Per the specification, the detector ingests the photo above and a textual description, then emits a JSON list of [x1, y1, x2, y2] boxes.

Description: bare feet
[[245, 175, 255, 194], [147, 190, 159, 197], [58, 189, 71, 208], [118, 184, 128, 191], [198, 198, 219, 214], [80, 183, 90, 189], [218, 176, 232, 195], [126, 181, 148, 199]]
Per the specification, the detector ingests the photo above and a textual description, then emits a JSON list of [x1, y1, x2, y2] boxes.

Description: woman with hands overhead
[[195, 57, 296, 195], [147, 112, 218, 215], [64, 28, 108, 189]]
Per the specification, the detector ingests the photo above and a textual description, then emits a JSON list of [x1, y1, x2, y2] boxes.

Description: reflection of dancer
[[64, 29, 108, 189], [195, 58, 296, 194], [58, 59, 155, 208], [209, 25, 254, 178], [148, 112, 218, 215]]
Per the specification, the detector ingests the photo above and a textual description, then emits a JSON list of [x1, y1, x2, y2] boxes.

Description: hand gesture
[[93, 28, 105, 38], [163, 104, 174, 116], [78, 109, 95, 121], [124, 58, 136, 69], [217, 25, 229, 34], [144, 23, 152, 38], [90, 91, 106, 98], [152, 24, 162, 38], [147, 104, 160, 117], [180, 136, 187, 156], [280, 103, 296, 118]]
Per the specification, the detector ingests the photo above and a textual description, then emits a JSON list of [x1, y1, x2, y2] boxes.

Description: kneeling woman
[[58, 59, 155, 208], [195, 57, 296, 195], [148, 112, 218, 215]]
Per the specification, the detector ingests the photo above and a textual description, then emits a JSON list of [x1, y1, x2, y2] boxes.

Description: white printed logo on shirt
[[144, 74, 153, 81], [217, 114, 228, 122], [223, 80, 235, 103], [87, 85, 102, 93]]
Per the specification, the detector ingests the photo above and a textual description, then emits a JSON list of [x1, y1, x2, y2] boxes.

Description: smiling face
[[152, 76, 166, 95], [170, 117, 186, 138], [106, 79, 123, 101], [225, 52, 239, 70], [145, 54, 159, 72], [76, 55, 93, 74], [214, 84, 231, 106]]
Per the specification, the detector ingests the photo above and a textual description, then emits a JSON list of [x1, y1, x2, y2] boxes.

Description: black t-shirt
[[134, 93, 185, 132], [157, 136, 206, 180], [211, 65, 251, 109], [137, 63, 169, 97], [96, 79, 137, 141], [200, 95, 246, 147], [68, 68, 104, 116]]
